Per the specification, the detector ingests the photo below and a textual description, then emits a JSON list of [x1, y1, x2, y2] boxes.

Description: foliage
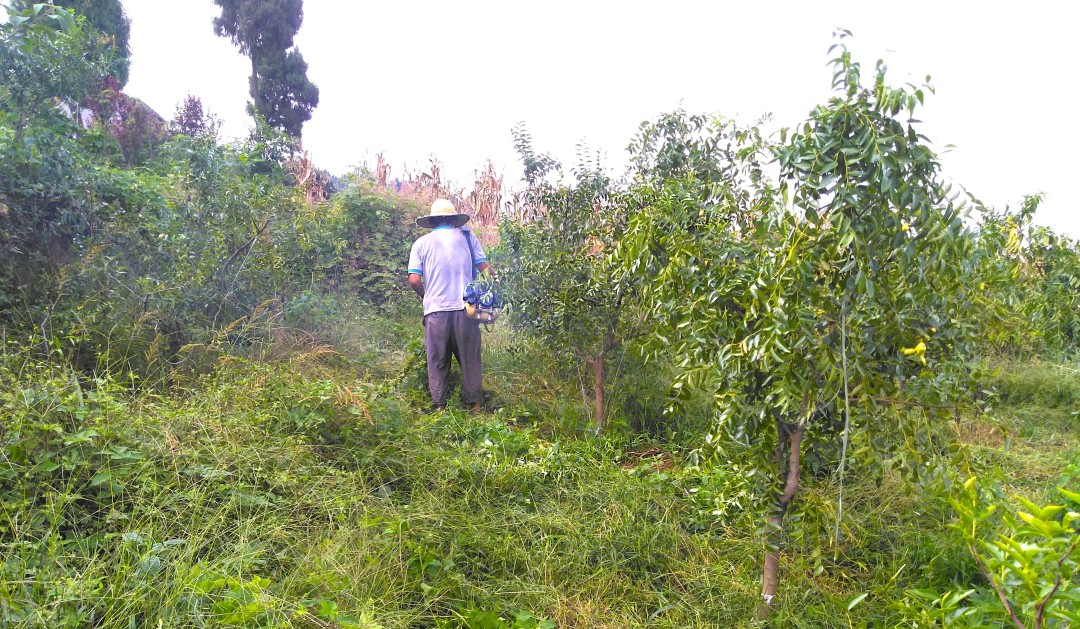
[[250, 46, 319, 137], [897, 480, 1080, 627], [68, 130, 337, 371], [0, 346, 654, 628], [212, 0, 302, 59], [0, 2, 112, 140], [212, 0, 319, 137], [2, 2, 160, 168], [511, 121, 560, 188], [967, 196, 1080, 357], [0, 351, 386, 627], [1, 92, 332, 376], [501, 132, 645, 431], [620, 36, 978, 612], [328, 184, 425, 302], [168, 93, 222, 140], [0, 3, 140, 323], [52, 0, 131, 86], [83, 74, 167, 165]]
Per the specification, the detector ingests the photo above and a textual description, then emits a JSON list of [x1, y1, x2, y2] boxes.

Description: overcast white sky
[[123, 1, 1079, 235]]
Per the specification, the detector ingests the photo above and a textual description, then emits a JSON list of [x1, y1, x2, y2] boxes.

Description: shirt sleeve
[[408, 240, 423, 275], [470, 233, 487, 264]]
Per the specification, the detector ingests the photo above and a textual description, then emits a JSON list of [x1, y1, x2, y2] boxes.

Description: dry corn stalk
[[504, 189, 546, 223], [469, 161, 502, 226], [287, 150, 331, 206], [375, 152, 390, 188]]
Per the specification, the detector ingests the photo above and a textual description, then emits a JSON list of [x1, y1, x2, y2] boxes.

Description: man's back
[[408, 227, 486, 316]]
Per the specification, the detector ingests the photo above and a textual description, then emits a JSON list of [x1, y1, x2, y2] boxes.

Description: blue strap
[[464, 230, 477, 281]]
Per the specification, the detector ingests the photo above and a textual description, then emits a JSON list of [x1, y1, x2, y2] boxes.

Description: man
[[407, 199, 495, 412]]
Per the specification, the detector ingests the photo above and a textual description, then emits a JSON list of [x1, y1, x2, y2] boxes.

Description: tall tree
[[212, 0, 319, 137], [53, 0, 131, 86]]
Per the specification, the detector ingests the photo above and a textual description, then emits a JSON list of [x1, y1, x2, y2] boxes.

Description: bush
[[330, 185, 425, 302]]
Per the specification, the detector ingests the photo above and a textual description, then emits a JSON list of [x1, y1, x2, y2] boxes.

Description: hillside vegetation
[[1, 6, 1078, 628]]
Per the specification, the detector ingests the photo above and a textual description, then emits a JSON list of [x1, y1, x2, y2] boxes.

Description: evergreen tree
[[212, 0, 319, 137], [252, 47, 319, 138], [53, 0, 131, 86]]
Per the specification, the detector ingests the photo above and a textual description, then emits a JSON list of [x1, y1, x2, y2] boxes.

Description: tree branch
[[970, 545, 1025, 629], [571, 347, 596, 368], [873, 396, 958, 411], [1035, 536, 1079, 626], [218, 219, 270, 283]]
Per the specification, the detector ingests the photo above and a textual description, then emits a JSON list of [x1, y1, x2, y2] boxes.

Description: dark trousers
[[423, 309, 482, 407]]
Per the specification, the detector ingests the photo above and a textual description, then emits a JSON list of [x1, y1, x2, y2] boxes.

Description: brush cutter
[[464, 276, 501, 330]]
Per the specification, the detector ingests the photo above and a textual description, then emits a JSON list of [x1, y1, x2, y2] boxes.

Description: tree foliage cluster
[[51, 0, 131, 86], [501, 137, 641, 432], [968, 196, 1080, 356], [0, 4, 117, 303]]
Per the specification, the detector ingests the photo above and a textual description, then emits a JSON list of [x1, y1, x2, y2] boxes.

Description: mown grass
[[959, 358, 1080, 501], [1, 307, 1076, 628]]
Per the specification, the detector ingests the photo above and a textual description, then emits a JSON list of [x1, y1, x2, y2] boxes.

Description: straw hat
[[417, 199, 470, 229]]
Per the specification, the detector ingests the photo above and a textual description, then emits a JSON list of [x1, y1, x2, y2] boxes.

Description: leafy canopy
[[625, 38, 975, 476], [52, 0, 131, 85]]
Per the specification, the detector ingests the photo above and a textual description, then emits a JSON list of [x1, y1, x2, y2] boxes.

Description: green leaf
[[1058, 487, 1080, 505], [906, 588, 940, 601], [37, 459, 60, 473], [847, 592, 869, 610], [1018, 498, 1064, 521]]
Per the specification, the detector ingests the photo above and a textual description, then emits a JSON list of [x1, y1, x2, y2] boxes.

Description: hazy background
[[124, 1, 1079, 234]]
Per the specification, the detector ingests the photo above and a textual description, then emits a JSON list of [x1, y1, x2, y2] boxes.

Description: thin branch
[[835, 306, 852, 544], [1057, 535, 1078, 569], [218, 219, 270, 282], [571, 347, 596, 368], [576, 361, 592, 425], [873, 397, 958, 411], [1035, 536, 1079, 626], [970, 545, 1025, 629]]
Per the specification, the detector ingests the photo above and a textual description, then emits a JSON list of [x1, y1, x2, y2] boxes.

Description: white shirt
[[407, 226, 487, 316]]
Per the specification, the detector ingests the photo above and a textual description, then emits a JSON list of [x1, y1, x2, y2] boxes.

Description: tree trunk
[[250, 53, 259, 114], [248, 48, 267, 122], [757, 420, 806, 619], [15, 101, 26, 146], [575, 327, 616, 435]]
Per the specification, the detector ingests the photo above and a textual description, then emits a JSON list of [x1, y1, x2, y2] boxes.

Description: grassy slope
[[1, 308, 1076, 628]]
